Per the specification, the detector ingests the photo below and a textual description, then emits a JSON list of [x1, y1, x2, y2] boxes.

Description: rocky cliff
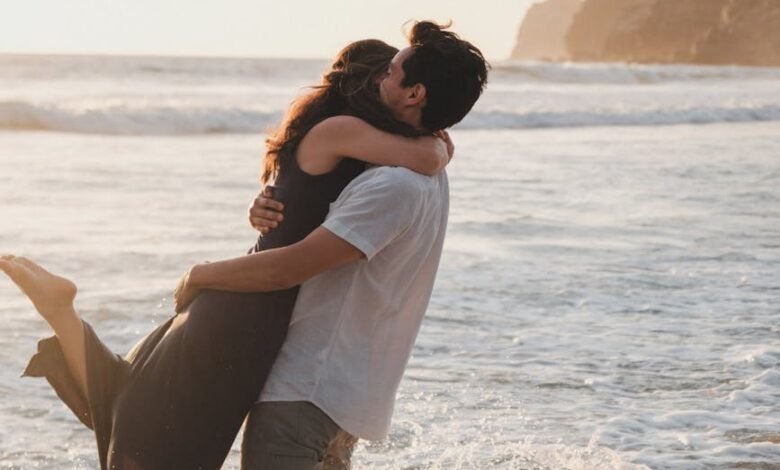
[[511, 0, 582, 61], [692, 0, 780, 66], [512, 0, 780, 66]]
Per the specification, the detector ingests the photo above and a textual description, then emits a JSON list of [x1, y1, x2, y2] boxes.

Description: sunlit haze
[[0, 0, 533, 60]]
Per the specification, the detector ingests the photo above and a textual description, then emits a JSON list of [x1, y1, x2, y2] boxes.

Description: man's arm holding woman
[[174, 226, 362, 312]]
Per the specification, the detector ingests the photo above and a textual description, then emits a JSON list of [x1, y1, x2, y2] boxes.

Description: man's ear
[[408, 83, 427, 106]]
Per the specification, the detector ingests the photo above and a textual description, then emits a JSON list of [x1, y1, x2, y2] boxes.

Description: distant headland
[[512, 0, 780, 66]]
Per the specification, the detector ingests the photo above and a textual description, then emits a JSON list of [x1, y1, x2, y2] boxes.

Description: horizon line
[[0, 48, 508, 62], [0, 49, 336, 62]]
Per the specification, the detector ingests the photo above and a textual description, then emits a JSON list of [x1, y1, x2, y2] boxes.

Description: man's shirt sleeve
[[322, 168, 422, 261]]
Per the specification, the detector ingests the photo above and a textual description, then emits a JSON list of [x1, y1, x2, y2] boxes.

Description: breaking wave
[[3, 100, 779, 135]]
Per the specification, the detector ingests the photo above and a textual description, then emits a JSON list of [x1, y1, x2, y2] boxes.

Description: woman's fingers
[[439, 130, 452, 146], [435, 130, 455, 162]]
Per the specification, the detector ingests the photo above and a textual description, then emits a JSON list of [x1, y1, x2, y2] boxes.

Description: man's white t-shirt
[[259, 166, 449, 440]]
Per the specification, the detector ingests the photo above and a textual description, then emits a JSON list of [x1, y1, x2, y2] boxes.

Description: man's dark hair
[[401, 21, 490, 131]]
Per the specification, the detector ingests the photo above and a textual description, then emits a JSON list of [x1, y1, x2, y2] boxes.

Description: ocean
[[0, 54, 778, 469]]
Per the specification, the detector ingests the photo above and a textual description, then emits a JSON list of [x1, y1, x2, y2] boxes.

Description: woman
[[0, 39, 451, 469]]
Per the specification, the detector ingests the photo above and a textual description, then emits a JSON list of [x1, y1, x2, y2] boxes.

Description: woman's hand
[[248, 187, 285, 235], [174, 266, 201, 313], [434, 130, 454, 163]]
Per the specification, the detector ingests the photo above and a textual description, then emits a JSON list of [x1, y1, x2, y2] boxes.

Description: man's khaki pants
[[240, 401, 357, 470]]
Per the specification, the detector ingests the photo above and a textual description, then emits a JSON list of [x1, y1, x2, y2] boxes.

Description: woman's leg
[[0, 255, 88, 400]]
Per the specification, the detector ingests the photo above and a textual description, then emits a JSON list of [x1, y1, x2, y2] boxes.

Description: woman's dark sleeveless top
[[250, 154, 366, 253]]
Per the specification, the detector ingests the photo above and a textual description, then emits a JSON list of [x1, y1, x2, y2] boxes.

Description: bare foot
[[0, 255, 78, 323]]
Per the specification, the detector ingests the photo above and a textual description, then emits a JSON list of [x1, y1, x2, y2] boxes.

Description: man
[[235, 21, 489, 468]]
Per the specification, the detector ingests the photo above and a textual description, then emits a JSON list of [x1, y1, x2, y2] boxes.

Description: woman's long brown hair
[[261, 39, 425, 184]]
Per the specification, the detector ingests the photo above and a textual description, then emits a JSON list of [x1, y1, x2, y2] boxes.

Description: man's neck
[[397, 107, 424, 132]]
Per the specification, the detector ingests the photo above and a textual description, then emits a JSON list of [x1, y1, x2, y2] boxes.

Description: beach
[[0, 55, 779, 469]]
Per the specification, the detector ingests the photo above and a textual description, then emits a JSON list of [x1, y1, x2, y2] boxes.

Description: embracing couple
[[0, 21, 488, 469]]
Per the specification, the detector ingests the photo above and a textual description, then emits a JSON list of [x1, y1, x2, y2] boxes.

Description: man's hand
[[173, 266, 201, 313], [248, 187, 285, 235]]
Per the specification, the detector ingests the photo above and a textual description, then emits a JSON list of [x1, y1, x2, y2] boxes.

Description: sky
[[0, 0, 534, 61]]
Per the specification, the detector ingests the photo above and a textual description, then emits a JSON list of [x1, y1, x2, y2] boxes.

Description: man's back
[[259, 165, 449, 440]]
